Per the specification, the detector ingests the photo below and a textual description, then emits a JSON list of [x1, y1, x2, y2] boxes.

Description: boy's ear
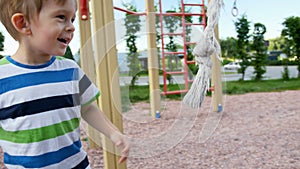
[[11, 13, 31, 35]]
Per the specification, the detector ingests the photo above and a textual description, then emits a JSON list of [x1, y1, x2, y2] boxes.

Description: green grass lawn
[[121, 78, 300, 104], [223, 78, 300, 94]]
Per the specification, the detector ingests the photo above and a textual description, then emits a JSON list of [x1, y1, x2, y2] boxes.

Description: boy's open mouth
[[58, 38, 68, 44]]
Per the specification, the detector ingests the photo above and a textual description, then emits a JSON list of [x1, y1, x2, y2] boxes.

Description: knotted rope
[[183, 0, 223, 108]]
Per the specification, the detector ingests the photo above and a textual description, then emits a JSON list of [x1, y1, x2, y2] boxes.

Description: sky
[[0, 0, 299, 55]]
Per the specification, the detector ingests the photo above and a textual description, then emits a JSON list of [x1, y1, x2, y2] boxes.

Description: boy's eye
[[57, 15, 65, 20], [71, 18, 75, 23]]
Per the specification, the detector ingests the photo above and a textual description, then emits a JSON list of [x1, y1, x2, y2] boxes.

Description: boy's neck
[[12, 47, 53, 65]]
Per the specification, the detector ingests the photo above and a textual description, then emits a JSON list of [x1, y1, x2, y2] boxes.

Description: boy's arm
[[81, 102, 130, 163]]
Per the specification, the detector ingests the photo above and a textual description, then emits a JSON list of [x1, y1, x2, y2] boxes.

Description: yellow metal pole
[[91, 0, 126, 168], [208, 0, 223, 112], [145, 0, 161, 117]]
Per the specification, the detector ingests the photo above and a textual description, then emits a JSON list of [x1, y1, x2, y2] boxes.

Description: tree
[[155, 4, 161, 68], [220, 37, 238, 59], [0, 32, 4, 58], [63, 46, 74, 60], [268, 37, 285, 51], [281, 16, 300, 78], [179, 6, 198, 76], [251, 23, 267, 81], [235, 15, 251, 80], [124, 4, 141, 86], [164, 9, 180, 71], [281, 37, 294, 80]]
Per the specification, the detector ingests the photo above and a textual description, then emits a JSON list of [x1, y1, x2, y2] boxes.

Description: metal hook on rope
[[231, 0, 238, 17]]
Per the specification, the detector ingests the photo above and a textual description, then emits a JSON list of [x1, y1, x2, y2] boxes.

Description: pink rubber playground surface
[[1, 90, 299, 168]]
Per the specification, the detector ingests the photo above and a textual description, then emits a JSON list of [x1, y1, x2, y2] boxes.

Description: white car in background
[[224, 62, 241, 70]]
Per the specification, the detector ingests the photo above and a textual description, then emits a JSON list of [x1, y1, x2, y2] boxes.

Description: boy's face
[[27, 0, 77, 57]]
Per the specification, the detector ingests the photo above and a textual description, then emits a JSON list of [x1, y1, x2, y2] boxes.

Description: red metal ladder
[[158, 0, 206, 95]]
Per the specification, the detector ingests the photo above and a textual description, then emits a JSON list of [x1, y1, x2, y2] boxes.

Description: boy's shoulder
[[0, 56, 9, 66], [0, 56, 80, 69], [56, 56, 74, 62], [55, 56, 79, 67], [56, 56, 69, 61]]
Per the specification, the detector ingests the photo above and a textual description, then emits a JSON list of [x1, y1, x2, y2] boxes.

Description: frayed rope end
[[183, 63, 211, 108]]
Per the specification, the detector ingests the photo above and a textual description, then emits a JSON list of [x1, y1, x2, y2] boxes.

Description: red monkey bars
[[113, 1, 207, 95], [159, 0, 206, 95]]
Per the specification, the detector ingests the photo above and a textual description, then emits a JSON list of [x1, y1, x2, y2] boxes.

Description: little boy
[[0, 0, 129, 168]]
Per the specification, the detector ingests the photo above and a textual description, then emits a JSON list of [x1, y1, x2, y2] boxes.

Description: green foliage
[[124, 5, 141, 34], [251, 23, 267, 81], [281, 16, 300, 78], [164, 10, 180, 71], [62, 46, 74, 60], [267, 37, 285, 51], [168, 6, 199, 75], [127, 42, 141, 86], [124, 5, 141, 86], [235, 15, 251, 80], [164, 9, 180, 34], [179, 7, 198, 75], [282, 66, 290, 80], [220, 37, 238, 59], [155, 4, 161, 66], [198, 6, 207, 26]]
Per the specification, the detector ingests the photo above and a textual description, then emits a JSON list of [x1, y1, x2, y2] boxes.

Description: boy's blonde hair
[[0, 0, 70, 40]]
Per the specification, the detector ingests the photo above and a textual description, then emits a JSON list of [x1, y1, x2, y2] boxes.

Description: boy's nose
[[66, 23, 75, 32]]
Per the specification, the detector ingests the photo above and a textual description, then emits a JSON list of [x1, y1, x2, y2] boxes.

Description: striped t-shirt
[[0, 56, 100, 168]]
